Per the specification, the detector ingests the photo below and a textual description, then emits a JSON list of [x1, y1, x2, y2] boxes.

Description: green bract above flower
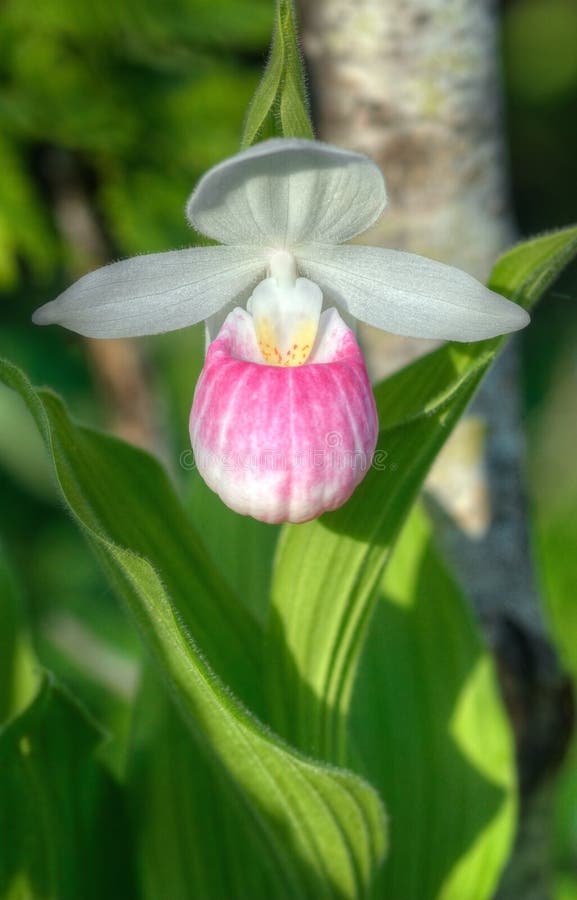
[[33, 138, 529, 342]]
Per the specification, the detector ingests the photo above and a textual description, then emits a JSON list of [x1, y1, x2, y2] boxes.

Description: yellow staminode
[[255, 314, 318, 366], [247, 251, 323, 368]]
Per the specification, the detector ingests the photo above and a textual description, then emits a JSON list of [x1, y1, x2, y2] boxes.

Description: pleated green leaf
[[0, 674, 136, 900], [266, 224, 577, 765], [351, 506, 517, 900], [0, 359, 262, 715], [186, 473, 279, 625], [241, 0, 313, 147], [0, 358, 386, 900], [129, 671, 282, 899]]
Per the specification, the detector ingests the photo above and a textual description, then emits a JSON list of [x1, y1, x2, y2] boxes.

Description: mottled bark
[[301, 0, 513, 278], [299, 1, 571, 896]]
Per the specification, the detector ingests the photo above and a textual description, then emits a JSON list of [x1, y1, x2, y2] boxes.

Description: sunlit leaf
[[351, 506, 517, 900], [263, 228, 576, 898], [266, 224, 577, 763], [0, 358, 386, 900]]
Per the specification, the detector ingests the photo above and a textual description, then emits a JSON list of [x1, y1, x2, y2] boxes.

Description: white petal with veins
[[186, 138, 386, 248], [296, 244, 530, 341], [33, 245, 267, 338]]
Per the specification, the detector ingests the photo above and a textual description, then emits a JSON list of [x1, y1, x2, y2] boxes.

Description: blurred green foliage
[[506, 2, 577, 894], [0, 0, 271, 289], [0, 0, 272, 742], [508, 3, 577, 891], [503, 0, 577, 232], [522, 281, 577, 900]]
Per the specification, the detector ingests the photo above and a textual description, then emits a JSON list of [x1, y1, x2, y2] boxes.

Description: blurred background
[[0, 0, 576, 894]]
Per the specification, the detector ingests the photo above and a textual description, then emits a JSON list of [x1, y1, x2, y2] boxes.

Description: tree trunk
[[301, 0, 513, 279], [299, 1, 572, 896]]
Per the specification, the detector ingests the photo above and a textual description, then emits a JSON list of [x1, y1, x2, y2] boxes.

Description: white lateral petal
[[32, 246, 267, 338], [297, 245, 530, 341], [186, 138, 386, 247]]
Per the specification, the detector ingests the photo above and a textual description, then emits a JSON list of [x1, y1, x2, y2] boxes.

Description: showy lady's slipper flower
[[33, 139, 529, 523]]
